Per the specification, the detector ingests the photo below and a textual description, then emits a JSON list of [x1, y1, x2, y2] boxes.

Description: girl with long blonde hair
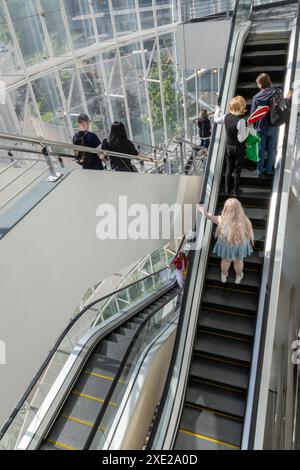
[[198, 198, 254, 284]]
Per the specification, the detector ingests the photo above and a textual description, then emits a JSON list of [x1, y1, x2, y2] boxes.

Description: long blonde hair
[[216, 198, 253, 246]]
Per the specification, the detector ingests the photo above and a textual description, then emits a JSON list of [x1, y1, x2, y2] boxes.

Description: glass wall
[[0, 0, 222, 147]]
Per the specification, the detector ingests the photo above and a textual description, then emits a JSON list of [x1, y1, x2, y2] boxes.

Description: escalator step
[[123, 321, 140, 331], [205, 265, 260, 290], [174, 428, 235, 450], [96, 338, 131, 361], [198, 309, 255, 338], [194, 330, 252, 364], [202, 286, 258, 314], [179, 405, 242, 448], [42, 415, 103, 450], [57, 393, 103, 429], [209, 251, 263, 270], [85, 353, 120, 377], [72, 371, 112, 400], [191, 355, 249, 390], [186, 379, 246, 418]]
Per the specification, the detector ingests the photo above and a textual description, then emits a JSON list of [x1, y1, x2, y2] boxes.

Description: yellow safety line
[[83, 370, 127, 385], [187, 403, 242, 422], [206, 283, 258, 296], [83, 370, 113, 381], [203, 305, 254, 319], [47, 439, 77, 451], [196, 352, 249, 368], [179, 429, 240, 450], [72, 390, 117, 408], [199, 328, 252, 343], [62, 415, 93, 428], [203, 307, 255, 319], [192, 377, 246, 395]]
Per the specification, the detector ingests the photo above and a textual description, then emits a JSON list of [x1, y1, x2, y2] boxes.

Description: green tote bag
[[245, 132, 261, 163]]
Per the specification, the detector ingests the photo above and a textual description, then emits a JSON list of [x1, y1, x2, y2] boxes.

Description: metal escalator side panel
[[147, 17, 252, 450]]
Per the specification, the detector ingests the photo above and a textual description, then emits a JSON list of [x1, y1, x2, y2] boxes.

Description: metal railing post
[[41, 146, 62, 182], [154, 149, 159, 174], [180, 141, 185, 174]]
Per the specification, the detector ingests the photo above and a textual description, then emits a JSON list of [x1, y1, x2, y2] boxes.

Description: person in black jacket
[[197, 110, 211, 149], [73, 114, 105, 170], [214, 96, 254, 197], [101, 122, 139, 172]]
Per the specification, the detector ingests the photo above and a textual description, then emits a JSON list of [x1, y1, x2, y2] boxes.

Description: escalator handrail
[[0, 239, 185, 441], [243, 0, 300, 449], [83, 281, 179, 450], [146, 0, 249, 449]]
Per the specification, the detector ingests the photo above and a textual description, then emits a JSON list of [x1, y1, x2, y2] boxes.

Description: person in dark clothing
[[73, 114, 105, 170], [250, 73, 292, 177], [215, 96, 254, 197], [101, 122, 139, 172], [197, 110, 211, 149]]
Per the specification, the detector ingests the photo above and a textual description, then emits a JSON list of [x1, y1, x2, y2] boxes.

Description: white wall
[[176, 20, 231, 69], [0, 170, 202, 428]]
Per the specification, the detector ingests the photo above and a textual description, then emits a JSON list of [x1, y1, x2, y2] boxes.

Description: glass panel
[[79, 57, 111, 139], [40, 0, 70, 56], [119, 42, 151, 145], [6, 0, 49, 66], [93, 0, 113, 41], [156, 0, 175, 26], [64, 0, 95, 50], [159, 33, 184, 139], [32, 74, 71, 141], [139, 0, 154, 29], [112, 0, 138, 37], [9, 85, 44, 137], [0, 2, 22, 85]]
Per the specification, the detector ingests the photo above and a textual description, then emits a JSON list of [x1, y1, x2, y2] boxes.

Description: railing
[[0, 131, 206, 214], [0, 263, 176, 450], [87, 292, 180, 450], [242, 0, 300, 449], [181, 0, 292, 23]]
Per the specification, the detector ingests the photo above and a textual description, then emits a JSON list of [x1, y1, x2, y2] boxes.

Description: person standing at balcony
[[198, 109, 211, 149], [214, 96, 252, 197], [101, 122, 140, 172], [73, 114, 105, 170]]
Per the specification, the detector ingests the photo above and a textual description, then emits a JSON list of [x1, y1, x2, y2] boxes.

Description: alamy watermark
[[96, 196, 201, 249]]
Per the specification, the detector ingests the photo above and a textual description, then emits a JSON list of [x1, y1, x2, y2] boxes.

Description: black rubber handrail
[[246, 0, 300, 449], [83, 280, 179, 450], [0, 238, 185, 440], [146, 0, 245, 449]]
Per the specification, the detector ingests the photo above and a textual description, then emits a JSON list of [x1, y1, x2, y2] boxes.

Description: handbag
[[245, 131, 260, 162]]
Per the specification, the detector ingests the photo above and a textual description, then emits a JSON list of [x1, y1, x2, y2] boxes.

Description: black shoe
[[231, 189, 242, 198]]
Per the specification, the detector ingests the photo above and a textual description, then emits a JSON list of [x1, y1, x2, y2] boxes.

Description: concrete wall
[[0, 170, 201, 428], [176, 20, 231, 69]]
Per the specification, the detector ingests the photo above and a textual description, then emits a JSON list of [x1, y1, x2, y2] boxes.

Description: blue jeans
[[201, 138, 210, 149], [257, 126, 278, 175]]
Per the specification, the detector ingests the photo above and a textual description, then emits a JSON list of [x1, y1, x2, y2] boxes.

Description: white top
[[214, 106, 255, 143]]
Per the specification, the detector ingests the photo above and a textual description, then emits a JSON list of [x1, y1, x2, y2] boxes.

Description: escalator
[[39, 285, 178, 450], [173, 31, 290, 450]]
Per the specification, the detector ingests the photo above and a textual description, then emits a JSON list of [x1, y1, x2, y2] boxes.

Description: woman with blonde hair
[[214, 95, 253, 197], [198, 198, 254, 284]]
